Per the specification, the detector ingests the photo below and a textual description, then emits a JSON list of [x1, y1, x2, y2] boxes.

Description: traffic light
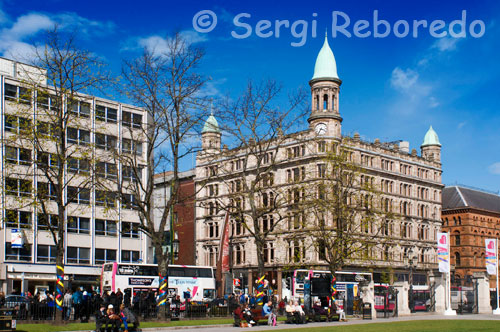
[[284, 277, 291, 290]]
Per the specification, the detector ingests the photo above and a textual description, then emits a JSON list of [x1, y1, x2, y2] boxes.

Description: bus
[[100, 263, 216, 301], [374, 284, 396, 311]]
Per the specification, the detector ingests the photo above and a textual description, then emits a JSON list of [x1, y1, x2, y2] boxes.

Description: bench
[[233, 307, 269, 326], [308, 310, 340, 322]]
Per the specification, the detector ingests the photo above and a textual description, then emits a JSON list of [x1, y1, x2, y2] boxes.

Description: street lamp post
[[404, 248, 416, 313]]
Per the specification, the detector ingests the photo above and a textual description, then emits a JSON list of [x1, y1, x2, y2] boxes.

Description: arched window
[[454, 231, 461, 246], [323, 94, 328, 110], [455, 252, 461, 266]]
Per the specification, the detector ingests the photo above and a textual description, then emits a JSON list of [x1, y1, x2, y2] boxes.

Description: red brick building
[[154, 170, 196, 265], [442, 186, 500, 288]]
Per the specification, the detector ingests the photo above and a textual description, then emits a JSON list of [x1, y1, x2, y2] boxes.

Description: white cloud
[[488, 162, 500, 175], [54, 12, 115, 37], [457, 121, 466, 129], [432, 37, 459, 52], [0, 13, 54, 59], [390, 67, 419, 91], [196, 78, 227, 98], [429, 96, 439, 108], [135, 30, 207, 56], [0, 10, 114, 60], [389, 67, 437, 115]]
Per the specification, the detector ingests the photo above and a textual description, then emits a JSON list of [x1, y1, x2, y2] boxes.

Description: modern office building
[[194, 36, 444, 297], [0, 57, 150, 294]]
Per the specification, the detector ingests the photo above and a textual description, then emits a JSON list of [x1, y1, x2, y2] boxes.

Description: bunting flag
[[215, 211, 231, 296], [330, 275, 337, 297], [485, 239, 498, 275], [437, 232, 450, 273], [157, 274, 168, 306], [256, 275, 266, 305], [55, 265, 64, 311]]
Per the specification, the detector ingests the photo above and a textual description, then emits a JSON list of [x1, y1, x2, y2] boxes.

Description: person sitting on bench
[[96, 304, 109, 332], [332, 299, 346, 321], [262, 300, 277, 326], [313, 300, 328, 316], [285, 300, 296, 323], [243, 304, 256, 326], [294, 301, 306, 324]]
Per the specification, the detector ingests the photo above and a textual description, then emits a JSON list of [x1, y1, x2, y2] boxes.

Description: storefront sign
[[129, 277, 154, 286]]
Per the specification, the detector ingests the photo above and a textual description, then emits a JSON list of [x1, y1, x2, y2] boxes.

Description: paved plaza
[[129, 314, 500, 332]]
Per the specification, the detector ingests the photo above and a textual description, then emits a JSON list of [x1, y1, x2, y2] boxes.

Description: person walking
[[72, 288, 82, 320], [63, 290, 73, 320]]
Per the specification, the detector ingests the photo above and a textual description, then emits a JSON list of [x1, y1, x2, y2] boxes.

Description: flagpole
[[444, 233, 456, 315], [494, 238, 500, 315]]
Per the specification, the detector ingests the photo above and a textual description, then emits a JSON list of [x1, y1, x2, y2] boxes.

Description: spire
[[421, 126, 441, 147], [312, 33, 339, 80]]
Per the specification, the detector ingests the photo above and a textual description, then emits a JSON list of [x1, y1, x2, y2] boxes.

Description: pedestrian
[[72, 288, 82, 320], [63, 290, 73, 320], [116, 289, 124, 306]]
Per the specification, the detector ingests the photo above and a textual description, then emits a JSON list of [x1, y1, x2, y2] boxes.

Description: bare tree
[[4, 26, 111, 319], [206, 80, 308, 278], [297, 138, 396, 276], [118, 32, 209, 307]]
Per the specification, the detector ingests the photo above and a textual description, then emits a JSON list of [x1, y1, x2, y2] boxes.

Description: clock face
[[315, 123, 327, 135]]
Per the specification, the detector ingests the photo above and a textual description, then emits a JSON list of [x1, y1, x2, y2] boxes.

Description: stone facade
[[194, 37, 443, 296]]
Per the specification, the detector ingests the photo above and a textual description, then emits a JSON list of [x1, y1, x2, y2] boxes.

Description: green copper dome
[[312, 33, 339, 80], [202, 115, 221, 134], [421, 126, 441, 147]]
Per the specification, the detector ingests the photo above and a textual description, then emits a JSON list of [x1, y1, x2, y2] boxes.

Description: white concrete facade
[[0, 58, 150, 294]]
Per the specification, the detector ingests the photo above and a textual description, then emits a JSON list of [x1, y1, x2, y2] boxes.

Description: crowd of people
[[4, 288, 159, 325], [232, 290, 347, 327]]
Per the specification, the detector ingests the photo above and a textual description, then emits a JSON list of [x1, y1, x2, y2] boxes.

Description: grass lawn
[[16, 319, 500, 332], [16, 317, 235, 332], [279, 320, 500, 332]]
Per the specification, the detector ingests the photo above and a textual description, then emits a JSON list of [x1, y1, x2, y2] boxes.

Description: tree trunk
[[255, 239, 265, 277], [54, 252, 65, 322], [156, 242, 169, 310]]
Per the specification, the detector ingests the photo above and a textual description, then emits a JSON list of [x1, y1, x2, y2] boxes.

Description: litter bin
[[362, 302, 372, 320], [0, 308, 16, 331]]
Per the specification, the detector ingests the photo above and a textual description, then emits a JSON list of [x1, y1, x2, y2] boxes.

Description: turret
[[420, 126, 441, 163], [201, 114, 221, 154], [308, 32, 342, 139]]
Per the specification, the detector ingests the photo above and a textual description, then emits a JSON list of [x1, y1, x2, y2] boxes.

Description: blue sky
[[1, 0, 499, 192]]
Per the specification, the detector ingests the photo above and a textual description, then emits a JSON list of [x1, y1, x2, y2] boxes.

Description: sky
[[1, 0, 499, 192]]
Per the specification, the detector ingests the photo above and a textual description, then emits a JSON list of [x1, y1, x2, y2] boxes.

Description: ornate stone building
[[194, 36, 443, 296], [442, 185, 500, 288]]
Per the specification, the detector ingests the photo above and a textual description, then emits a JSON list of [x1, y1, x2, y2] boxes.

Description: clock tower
[[308, 32, 342, 139]]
